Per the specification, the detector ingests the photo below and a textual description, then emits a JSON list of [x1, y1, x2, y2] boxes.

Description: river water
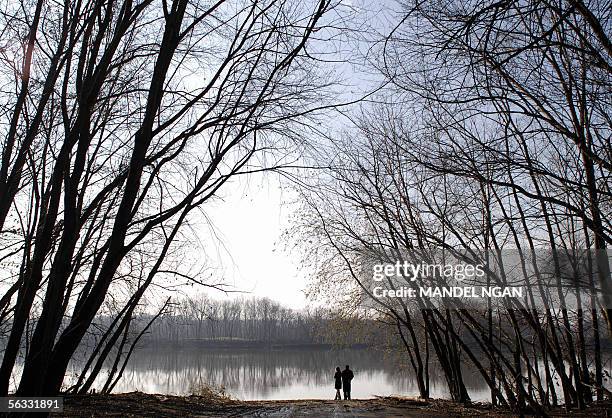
[[73, 345, 491, 400]]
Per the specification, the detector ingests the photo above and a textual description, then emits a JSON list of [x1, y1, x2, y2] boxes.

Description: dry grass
[[188, 383, 234, 402]]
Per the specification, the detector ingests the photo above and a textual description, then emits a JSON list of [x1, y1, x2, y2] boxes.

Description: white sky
[[198, 172, 308, 308]]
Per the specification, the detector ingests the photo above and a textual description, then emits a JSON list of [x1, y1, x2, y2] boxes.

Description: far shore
[[55, 391, 612, 417], [139, 338, 369, 350]]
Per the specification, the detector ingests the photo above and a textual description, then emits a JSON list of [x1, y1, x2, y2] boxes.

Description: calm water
[[69, 345, 491, 400]]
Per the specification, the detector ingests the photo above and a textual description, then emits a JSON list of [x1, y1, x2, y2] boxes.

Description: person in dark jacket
[[334, 367, 342, 400], [341, 365, 354, 400]]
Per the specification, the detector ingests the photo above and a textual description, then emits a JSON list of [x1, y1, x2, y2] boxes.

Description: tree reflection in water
[[67, 346, 492, 400]]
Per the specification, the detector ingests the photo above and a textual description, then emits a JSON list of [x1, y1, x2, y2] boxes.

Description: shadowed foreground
[[54, 392, 612, 417]]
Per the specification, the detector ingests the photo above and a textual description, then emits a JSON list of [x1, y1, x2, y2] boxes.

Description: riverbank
[[55, 392, 612, 417]]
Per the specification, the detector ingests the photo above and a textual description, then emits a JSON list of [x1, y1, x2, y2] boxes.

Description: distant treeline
[[141, 294, 349, 345]]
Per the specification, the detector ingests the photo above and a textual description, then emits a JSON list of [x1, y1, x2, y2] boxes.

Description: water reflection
[[69, 345, 492, 400]]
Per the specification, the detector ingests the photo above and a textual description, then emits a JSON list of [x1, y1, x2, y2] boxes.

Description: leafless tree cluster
[[144, 294, 333, 343], [0, 0, 341, 396], [295, 0, 611, 412]]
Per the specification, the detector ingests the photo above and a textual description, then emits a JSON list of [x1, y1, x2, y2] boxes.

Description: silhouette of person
[[334, 367, 342, 400], [341, 365, 354, 400]]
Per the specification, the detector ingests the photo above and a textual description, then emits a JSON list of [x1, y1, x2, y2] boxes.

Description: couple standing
[[334, 365, 354, 400]]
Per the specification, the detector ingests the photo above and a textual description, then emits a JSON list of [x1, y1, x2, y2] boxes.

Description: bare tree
[[293, 0, 610, 411], [0, 0, 340, 396]]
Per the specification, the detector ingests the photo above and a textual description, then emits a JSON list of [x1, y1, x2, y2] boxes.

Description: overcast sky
[[199, 172, 308, 308]]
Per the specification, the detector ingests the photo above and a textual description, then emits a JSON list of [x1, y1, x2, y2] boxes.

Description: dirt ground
[[54, 392, 612, 417]]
